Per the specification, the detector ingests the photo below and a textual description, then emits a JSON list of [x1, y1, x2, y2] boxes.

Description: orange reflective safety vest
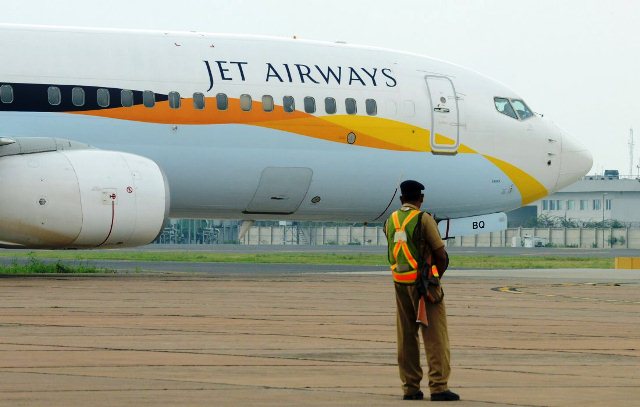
[[386, 208, 422, 284]]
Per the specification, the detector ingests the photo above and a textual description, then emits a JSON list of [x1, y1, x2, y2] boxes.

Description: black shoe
[[430, 390, 460, 401], [402, 390, 424, 400]]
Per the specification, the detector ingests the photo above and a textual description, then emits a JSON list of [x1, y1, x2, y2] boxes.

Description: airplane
[[0, 24, 592, 249]]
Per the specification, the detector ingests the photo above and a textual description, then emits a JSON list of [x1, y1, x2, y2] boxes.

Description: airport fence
[[241, 224, 387, 246], [238, 225, 640, 249]]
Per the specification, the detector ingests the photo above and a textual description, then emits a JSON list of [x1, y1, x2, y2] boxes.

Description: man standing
[[385, 180, 459, 401]]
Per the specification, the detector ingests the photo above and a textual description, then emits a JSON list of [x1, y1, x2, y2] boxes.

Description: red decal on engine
[[126, 186, 133, 193]]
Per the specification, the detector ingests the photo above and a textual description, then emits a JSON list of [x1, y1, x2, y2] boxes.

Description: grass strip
[[0, 251, 382, 265], [0, 256, 110, 275], [0, 250, 614, 269], [451, 256, 613, 270]]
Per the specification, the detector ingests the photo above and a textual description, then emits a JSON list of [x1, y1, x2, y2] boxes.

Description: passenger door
[[425, 75, 459, 154]]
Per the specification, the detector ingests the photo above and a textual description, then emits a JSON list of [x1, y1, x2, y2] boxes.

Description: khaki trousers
[[395, 282, 451, 395]]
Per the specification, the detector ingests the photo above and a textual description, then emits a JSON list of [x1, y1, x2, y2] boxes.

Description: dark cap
[[400, 180, 425, 200]]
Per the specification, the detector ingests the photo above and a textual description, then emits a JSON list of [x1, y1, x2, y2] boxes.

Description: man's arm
[[431, 246, 449, 277], [421, 213, 449, 277]]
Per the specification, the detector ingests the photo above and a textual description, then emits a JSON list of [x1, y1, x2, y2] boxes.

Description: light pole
[[602, 192, 608, 248]]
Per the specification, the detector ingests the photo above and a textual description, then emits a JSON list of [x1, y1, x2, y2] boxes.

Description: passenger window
[[345, 98, 357, 115], [71, 87, 85, 107], [193, 92, 205, 110], [304, 97, 316, 114], [401, 101, 415, 117], [216, 93, 228, 110], [0, 84, 14, 104], [240, 94, 252, 111], [511, 99, 533, 120], [97, 88, 110, 108], [494, 97, 518, 119], [169, 91, 181, 109], [143, 90, 155, 108], [325, 97, 337, 114], [48, 86, 61, 106], [385, 100, 397, 116], [121, 89, 134, 107], [283, 96, 295, 113], [365, 99, 377, 116], [262, 95, 274, 112]]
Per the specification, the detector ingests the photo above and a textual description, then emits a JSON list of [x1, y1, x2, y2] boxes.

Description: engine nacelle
[[0, 150, 169, 249]]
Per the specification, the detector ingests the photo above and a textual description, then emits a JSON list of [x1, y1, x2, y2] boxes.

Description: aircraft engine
[[0, 149, 169, 249]]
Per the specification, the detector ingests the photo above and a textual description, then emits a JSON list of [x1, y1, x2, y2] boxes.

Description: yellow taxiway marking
[[493, 285, 640, 305]]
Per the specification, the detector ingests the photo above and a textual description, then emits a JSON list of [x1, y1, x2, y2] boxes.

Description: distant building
[[533, 175, 640, 226]]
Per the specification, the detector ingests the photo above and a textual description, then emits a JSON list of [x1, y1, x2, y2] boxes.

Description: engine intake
[[0, 149, 169, 249]]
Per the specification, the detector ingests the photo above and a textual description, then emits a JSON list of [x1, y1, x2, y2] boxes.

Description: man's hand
[[432, 247, 448, 277]]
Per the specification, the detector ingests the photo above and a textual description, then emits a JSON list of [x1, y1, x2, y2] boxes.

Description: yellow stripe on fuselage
[[482, 155, 548, 205], [434, 133, 455, 146], [69, 98, 427, 151], [67, 96, 547, 204], [320, 115, 429, 152]]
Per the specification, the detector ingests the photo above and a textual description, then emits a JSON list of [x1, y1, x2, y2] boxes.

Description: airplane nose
[[556, 132, 593, 190]]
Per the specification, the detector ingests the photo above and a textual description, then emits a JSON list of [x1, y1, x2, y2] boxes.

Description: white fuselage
[[0, 24, 592, 224]]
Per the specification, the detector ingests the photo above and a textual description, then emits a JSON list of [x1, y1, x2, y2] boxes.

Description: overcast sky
[[4, 0, 639, 175]]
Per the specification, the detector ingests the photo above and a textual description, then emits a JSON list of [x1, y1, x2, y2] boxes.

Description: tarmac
[[0, 267, 638, 406]]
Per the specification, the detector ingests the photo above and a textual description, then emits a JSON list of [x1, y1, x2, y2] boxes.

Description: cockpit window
[[495, 97, 535, 121], [494, 97, 518, 119], [511, 99, 533, 120]]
